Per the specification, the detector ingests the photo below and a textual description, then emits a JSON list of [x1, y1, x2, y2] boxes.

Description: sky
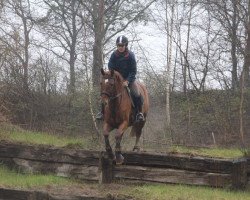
[[1, 0, 241, 90]]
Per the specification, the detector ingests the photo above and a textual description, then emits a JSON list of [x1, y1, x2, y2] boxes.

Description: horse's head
[[100, 68, 123, 103]]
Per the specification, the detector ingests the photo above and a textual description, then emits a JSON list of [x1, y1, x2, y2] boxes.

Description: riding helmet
[[116, 35, 128, 46]]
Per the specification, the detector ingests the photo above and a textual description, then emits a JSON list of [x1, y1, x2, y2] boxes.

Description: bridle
[[101, 77, 122, 102]]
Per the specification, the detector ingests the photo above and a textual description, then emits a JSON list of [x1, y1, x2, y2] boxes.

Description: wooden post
[[99, 151, 113, 184], [231, 158, 247, 190]]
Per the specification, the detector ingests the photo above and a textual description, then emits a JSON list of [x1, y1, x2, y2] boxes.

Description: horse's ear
[[101, 68, 105, 75], [111, 69, 114, 77]]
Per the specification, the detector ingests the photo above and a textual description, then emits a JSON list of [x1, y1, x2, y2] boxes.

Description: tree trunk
[[231, 34, 238, 90], [69, 0, 77, 96], [244, 0, 250, 88], [22, 7, 30, 93], [69, 50, 76, 96], [239, 0, 250, 144], [231, 1, 239, 90], [183, 1, 193, 94], [165, 0, 174, 139], [92, 0, 104, 88], [185, 0, 194, 143]]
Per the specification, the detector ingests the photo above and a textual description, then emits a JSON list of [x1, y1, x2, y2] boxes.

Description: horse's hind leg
[[131, 121, 145, 152]]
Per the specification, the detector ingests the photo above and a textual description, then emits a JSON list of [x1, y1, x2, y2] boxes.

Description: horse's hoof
[[115, 154, 124, 165], [133, 146, 140, 152]]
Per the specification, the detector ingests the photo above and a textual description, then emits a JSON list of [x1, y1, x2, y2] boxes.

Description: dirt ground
[[11, 182, 137, 199]]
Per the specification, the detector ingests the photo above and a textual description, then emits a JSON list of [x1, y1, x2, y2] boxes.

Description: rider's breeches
[[129, 81, 143, 112], [129, 81, 140, 97]]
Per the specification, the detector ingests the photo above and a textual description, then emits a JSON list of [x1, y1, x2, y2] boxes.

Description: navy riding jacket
[[108, 50, 137, 83]]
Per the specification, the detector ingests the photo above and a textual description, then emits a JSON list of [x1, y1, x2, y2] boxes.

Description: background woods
[[0, 0, 249, 148]]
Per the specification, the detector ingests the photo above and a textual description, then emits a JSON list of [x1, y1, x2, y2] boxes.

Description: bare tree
[[81, 0, 156, 87], [41, 0, 84, 96], [205, 0, 243, 90], [0, 0, 34, 92]]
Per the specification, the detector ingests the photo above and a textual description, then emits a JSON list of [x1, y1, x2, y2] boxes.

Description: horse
[[100, 68, 149, 164]]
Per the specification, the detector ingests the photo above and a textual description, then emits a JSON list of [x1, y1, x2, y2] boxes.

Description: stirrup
[[136, 112, 144, 122], [95, 112, 103, 120]]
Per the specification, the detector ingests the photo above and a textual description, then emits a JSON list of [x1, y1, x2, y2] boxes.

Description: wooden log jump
[[0, 141, 248, 190]]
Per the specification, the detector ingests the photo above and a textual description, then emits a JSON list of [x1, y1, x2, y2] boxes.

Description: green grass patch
[[125, 184, 250, 200], [0, 122, 98, 149], [0, 122, 246, 158], [0, 165, 73, 188], [170, 145, 244, 158]]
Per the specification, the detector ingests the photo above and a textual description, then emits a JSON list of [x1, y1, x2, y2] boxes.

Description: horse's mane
[[102, 70, 123, 79], [113, 70, 124, 83], [102, 70, 124, 86], [101, 69, 125, 95]]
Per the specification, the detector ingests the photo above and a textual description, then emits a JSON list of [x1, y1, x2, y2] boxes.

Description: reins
[[101, 92, 122, 102]]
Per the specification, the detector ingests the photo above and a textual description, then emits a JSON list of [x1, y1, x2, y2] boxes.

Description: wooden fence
[[0, 141, 249, 190]]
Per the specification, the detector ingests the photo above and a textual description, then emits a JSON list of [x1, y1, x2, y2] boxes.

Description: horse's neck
[[107, 83, 128, 114]]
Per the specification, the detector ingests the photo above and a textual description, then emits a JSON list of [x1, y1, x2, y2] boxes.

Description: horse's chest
[[105, 111, 129, 127], [108, 118, 124, 128]]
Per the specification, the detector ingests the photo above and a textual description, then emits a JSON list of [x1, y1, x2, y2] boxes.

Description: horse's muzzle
[[100, 92, 110, 104]]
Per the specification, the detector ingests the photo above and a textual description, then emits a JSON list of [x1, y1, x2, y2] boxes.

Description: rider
[[96, 35, 144, 122]]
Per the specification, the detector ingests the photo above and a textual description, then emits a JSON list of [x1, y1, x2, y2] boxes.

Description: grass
[[0, 165, 73, 188], [125, 184, 250, 200], [170, 145, 244, 159], [0, 122, 99, 149]]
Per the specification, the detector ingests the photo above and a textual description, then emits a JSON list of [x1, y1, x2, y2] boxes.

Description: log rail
[[0, 141, 249, 190]]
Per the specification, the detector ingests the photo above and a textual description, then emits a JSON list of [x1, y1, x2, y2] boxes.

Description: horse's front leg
[[115, 121, 128, 165], [103, 123, 114, 160]]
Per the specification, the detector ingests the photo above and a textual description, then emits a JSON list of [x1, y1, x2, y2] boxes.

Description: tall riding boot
[[135, 96, 144, 122]]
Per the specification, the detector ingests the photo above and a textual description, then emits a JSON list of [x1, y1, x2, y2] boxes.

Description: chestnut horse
[[100, 68, 149, 164]]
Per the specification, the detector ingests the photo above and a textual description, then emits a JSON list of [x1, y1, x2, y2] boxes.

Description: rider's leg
[[129, 81, 144, 121]]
